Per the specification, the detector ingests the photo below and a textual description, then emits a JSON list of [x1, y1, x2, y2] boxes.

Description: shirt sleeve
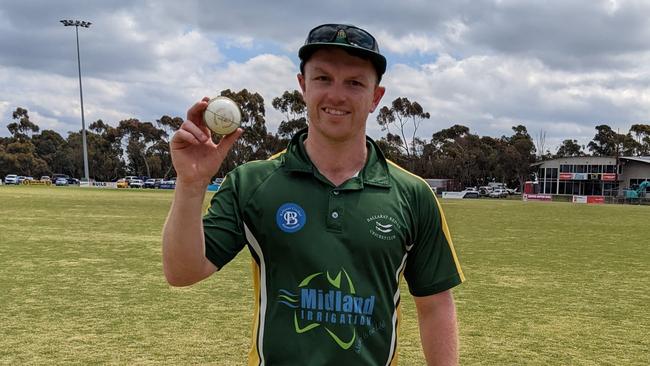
[[202, 172, 247, 270], [404, 182, 465, 297]]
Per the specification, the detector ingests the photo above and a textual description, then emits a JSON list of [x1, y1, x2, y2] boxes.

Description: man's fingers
[[172, 129, 202, 146], [186, 97, 211, 127], [180, 120, 209, 143]]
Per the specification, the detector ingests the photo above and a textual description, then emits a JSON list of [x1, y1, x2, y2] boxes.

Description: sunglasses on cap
[[299, 23, 387, 79], [305, 24, 379, 52]]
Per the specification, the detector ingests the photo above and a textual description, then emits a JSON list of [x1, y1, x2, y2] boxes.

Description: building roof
[[532, 156, 650, 167], [620, 156, 650, 165]]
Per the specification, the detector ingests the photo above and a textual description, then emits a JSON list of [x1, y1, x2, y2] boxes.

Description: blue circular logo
[[276, 203, 307, 233]]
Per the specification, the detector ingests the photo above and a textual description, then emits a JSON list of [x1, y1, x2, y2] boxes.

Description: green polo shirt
[[203, 129, 464, 366]]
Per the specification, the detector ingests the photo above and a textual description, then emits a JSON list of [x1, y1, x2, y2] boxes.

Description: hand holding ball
[[203, 97, 242, 135]]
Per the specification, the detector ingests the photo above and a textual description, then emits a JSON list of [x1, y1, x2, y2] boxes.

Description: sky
[[1, 0, 650, 153]]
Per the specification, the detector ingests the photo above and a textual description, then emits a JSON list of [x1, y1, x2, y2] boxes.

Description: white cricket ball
[[203, 96, 242, 135]]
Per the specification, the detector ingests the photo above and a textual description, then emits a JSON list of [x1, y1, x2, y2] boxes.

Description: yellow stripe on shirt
[[386, 160, 465, 282]]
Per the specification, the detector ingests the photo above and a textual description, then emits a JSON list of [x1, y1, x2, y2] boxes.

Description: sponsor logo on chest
[[276, 202, 307, 233], [366, 214, 401, 241], [278, 269, 378, 351]]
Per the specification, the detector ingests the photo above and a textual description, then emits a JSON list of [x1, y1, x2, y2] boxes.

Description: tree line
[[2, 88, 649, 189]]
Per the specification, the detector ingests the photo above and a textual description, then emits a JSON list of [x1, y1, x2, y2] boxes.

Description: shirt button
[[331, 211, 339, 219], [333, 190, 340, 195]]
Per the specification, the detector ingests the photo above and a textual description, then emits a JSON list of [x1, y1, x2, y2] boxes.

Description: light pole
[[60, 19, 91, 183]]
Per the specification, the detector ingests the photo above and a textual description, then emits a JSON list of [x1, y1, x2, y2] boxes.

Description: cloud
[[459, 0, 650, 71], [377, 51, 650, 151], [2, 0, 650, 153]]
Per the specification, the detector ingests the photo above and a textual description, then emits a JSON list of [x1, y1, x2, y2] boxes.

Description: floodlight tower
[[60, 19, 92, 183]]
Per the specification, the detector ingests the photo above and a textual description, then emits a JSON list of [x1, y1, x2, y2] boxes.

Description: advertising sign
[[572, 195, 605, 204], [587, 196, 605, 204], [442, 192, 466, 199], [601, 173, 617, 181], [523, 194, 553, 202], [572, 195, 588, 204]]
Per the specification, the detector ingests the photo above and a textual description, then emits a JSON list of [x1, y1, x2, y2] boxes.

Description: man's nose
[[323, 81, 347, 105]]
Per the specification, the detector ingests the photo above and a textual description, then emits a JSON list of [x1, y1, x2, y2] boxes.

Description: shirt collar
[[282, 128, 391, 188]]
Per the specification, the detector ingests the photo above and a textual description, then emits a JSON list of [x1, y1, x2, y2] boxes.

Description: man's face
[[298, 47, 385, 142]]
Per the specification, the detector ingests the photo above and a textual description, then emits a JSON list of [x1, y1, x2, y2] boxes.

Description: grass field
[[1, 186, 648, 365]]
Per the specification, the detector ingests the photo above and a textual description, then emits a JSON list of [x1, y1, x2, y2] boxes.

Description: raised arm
[[162, 97, 242, 286]]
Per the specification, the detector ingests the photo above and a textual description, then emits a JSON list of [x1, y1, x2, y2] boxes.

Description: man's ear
[[297, 73, 306, 94], [370, 86, 386, 113]]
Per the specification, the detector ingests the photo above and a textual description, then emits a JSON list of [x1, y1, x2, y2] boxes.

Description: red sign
[[559, 173, 573, 180], [602, 173, 617, 181], [587, 196, 605, 204]]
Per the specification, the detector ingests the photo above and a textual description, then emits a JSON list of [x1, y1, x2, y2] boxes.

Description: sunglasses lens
[[346, 29, 375, 49], [307, 25, 376, 51], [308, 25, 339, 43]]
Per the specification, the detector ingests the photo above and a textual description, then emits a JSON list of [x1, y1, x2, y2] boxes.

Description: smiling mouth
[[323, 107, 349, 116]]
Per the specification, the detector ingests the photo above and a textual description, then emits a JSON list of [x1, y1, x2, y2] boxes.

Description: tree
[[156, 115, 184, 179], [629, 124, 650, 156], [272, 90, 307, 140], [422, 125, 487, 186], [7, 107, 39, 141], [376, 97, 430, 158], [587, 125, 625, 156], [620, 133, 640, 157], [0, 140, 48, 177], [32, 130, 74, 175], [88, 120, 126, 181], [503, 125, 537, 190], [430, 125, 470, 149], [1, 107, 48, 177], [117, 119, 167, 177], [376, 133, 406, 164], [555, 139, 585, 158]]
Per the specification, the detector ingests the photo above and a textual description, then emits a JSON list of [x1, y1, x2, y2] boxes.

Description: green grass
[[0, 186, 648, 365]]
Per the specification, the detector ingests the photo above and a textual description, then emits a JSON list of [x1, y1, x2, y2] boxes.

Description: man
[[163, 23, 464, 365]]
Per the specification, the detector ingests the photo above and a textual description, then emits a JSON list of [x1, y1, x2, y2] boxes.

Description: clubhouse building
[[532, 156, 650, 197]]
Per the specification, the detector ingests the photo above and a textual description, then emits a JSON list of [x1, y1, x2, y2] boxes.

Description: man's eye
[[314, 76, 329, 81]]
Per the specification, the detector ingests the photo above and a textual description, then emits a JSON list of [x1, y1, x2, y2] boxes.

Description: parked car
[[51, 174, 70, 182], [67, 178, 80, 185], [124, 176, 138, 185], [478, 186, 492, 197], [55, 177, 69, 186], [129, 179, 144, 188], [116, 179, 129, 188], [40, 176, 51, 182], [144, 178, 162, 189], [488, 188, 508, 198], [4, 174, 19, 184]]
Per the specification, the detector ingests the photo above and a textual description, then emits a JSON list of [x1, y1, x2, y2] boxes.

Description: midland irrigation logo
[[277, 269, 377, 350]]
